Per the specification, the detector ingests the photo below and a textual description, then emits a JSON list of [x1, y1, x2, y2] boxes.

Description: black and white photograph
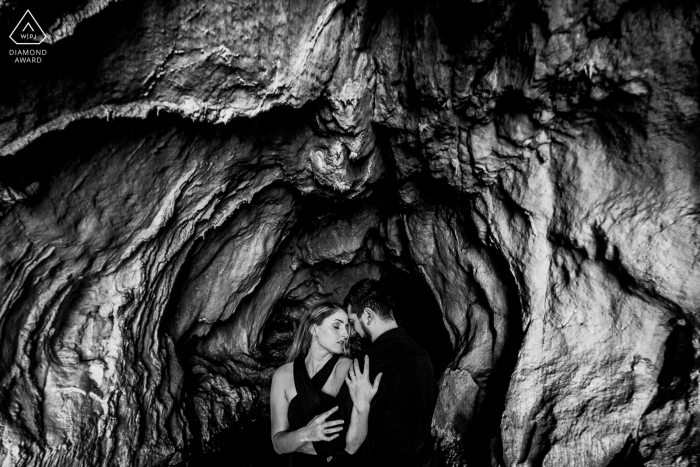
[[1, 0, 699, 466]]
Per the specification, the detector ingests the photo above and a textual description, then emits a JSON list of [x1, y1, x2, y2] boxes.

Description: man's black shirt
[[356, 327, 438, 467]]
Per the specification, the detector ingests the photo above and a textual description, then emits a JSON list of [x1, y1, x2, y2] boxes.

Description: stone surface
[[0, 0, 699, 466]]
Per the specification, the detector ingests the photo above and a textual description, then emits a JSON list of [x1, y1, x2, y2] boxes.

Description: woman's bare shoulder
[[273, 361, 294, 382], [271, 362, 295, 407], [335, 356, 353, 376]]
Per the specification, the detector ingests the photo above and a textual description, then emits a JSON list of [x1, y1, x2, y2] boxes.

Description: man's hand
[[345, 355, 382, 413], [301, 406, 344, 443]]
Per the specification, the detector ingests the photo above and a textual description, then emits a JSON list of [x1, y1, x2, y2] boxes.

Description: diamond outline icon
[[9, 10, 47, 45]]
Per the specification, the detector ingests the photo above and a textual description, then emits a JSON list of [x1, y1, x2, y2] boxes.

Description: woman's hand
[[345, 355, 382, 413], [301, 406, 344, 443]]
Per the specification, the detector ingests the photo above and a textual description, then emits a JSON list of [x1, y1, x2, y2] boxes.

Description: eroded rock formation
[[0, 0, 699, 466]]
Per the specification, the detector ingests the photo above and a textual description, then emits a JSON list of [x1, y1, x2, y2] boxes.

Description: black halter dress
[[287, 354, 351, 466]]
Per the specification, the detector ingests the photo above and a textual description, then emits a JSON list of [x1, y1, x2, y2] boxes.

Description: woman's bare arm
[[343, 406, 370, 454], [343, 356, 382, 454]]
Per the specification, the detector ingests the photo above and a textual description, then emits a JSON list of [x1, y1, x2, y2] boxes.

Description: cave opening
[[164, 177, 457, 465], [0, 105, 523, 467]]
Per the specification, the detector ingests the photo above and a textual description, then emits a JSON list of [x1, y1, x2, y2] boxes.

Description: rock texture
[[1, 0, 699, 466]]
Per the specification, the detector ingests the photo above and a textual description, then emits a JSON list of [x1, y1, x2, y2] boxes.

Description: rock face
[[0, 1, 699, 466]]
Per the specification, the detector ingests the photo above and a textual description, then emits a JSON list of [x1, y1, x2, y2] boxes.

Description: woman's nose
[[340, 327, 348, 338]]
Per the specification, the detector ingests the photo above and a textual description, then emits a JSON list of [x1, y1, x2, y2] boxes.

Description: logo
[[9, 10, 46, 45], [8, 10, 48, 64]]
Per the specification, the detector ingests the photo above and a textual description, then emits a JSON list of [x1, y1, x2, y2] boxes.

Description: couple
[[270, 279, 438, 466]]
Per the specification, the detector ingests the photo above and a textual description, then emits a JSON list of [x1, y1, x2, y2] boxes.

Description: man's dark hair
[[343, 278, 395, 321]]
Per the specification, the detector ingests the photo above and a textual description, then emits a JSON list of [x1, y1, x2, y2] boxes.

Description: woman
[[270, 303, 381, 466]]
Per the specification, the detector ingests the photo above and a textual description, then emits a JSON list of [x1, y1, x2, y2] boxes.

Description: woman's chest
[[286, 369, 344, 403]]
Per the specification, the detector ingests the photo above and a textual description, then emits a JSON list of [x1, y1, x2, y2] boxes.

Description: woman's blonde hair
[[286, 303, 350, 363]]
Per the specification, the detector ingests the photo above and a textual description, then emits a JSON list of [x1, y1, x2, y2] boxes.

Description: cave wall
[[1, 0, 699, 466]]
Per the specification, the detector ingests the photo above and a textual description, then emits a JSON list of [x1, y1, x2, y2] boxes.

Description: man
[[343, 278, 438, 467]]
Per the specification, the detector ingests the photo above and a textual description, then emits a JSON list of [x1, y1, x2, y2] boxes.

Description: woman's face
[[313, 310, 349, 355]]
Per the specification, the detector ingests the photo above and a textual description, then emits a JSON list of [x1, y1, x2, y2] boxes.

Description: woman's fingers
[[350, 358, 358, 378], [324, 425, 344, 434], [353, 358, 361, 377], [372, 372, 383, 391], [322, 419, 344, 428], [363, 355, 370, 376], [318, 406, 338, 421]]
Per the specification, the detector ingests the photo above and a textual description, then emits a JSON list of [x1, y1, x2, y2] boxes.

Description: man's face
[[347, 305, 372, 342]]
